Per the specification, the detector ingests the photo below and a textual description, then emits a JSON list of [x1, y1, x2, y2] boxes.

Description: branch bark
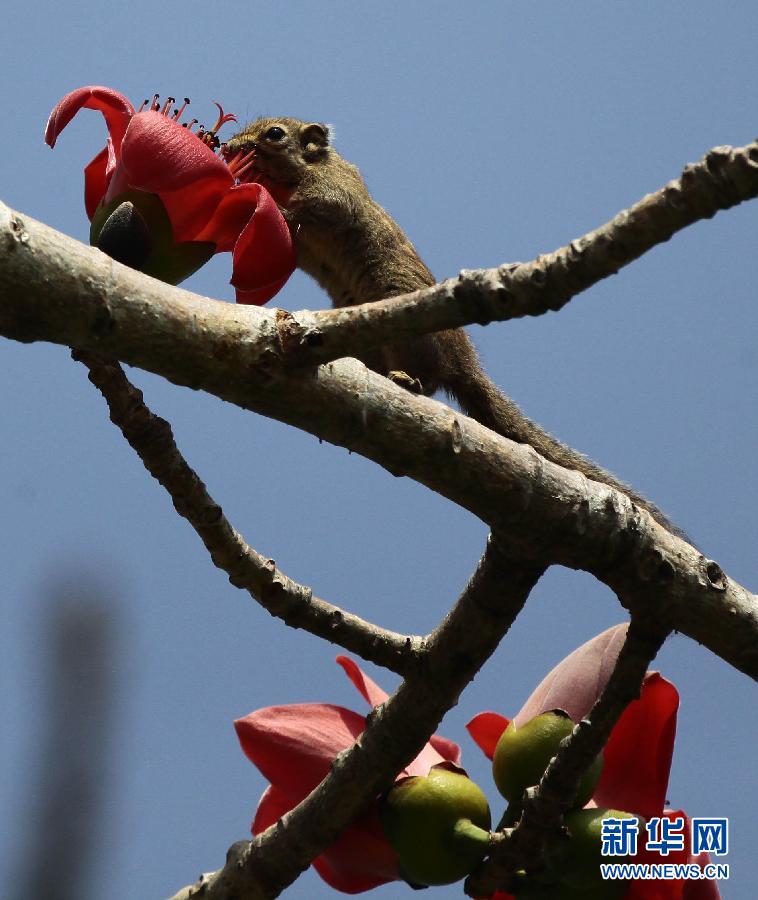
[[72, 349, 417, 673]]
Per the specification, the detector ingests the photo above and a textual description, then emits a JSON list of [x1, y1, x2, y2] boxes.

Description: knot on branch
[[275, 308, 324, 357], [702, 558, 728, 592]]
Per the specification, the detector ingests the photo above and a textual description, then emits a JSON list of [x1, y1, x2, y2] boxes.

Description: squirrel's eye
[[265, 126, 286, 141]]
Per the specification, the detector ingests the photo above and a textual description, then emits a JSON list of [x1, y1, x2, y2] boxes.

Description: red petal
[[83, 146, 110, 219], [235, 703, 365, 798], [253, 785, 399, 894], [515, 623, 629, 726], [311, 805, 400, 894], [626, 877, 682, 899], [682, 853, 722, 899], [230, 185, 295, 305], [194, 183, 277, 252], [626, 810, 689, 899], [45, 85, 134, 151], [627, 812, 721, 898], [121, 111, 231, 193], [252, 784, 291, 835], [466, 712, 510, 760], [156, 176, 232, 243], [592, 673, 678, 819], [234, 275, 292, 306], [336, 655, 462, 771], [428, 733, 462, 765], [336, 655, 389, 707]]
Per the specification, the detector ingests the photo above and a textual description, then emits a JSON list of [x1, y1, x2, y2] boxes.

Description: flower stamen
[[209, 101, 238, 135], [134, 91, 237, 153], [225, 148, 257, 182], [172, 98, 190, 121]]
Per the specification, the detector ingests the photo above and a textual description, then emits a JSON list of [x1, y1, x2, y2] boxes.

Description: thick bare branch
[[1, 200, 756, 676], [466, 618, 670, 896], [72, 349, 417, 673], [170, 537, 543, 899], [0, 201, 755, 676]]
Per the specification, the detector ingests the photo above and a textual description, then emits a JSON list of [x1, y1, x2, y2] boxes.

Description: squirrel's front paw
[[388, 370, 423, 394]]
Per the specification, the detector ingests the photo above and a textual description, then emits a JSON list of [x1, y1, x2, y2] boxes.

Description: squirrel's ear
[[301, 122, 331, 153]]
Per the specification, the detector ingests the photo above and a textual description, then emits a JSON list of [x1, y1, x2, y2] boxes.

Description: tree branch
[[72, 349, 417, 674], [170, 536, 544, 899], [1, 202, 754, 676]]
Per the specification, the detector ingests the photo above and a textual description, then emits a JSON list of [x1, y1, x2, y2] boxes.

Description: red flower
[[45, 85, 295, 304], [234, 656, 461, 894], [467, 625, 721, 899]]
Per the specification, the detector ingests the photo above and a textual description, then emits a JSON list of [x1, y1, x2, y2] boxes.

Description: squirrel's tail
[[442, 356, 678, 535]]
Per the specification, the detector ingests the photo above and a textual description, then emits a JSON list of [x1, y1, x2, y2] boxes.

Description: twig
[[73, 349, 418, 673]]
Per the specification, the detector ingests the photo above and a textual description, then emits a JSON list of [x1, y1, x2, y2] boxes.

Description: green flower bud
[[492, 711, 603, 811], [381, 763, 492, 886]]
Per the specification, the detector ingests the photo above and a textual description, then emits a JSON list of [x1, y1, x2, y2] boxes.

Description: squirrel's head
[[223, 117, 331, 202]]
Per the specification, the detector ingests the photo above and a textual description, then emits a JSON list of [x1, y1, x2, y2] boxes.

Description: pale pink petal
[[515, 623, 629, 726], [336, 655, 389, 707], [235, 703, 365, 798]]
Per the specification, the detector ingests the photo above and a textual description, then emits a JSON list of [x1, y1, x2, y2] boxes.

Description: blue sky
[[2, 2, 756, 897]]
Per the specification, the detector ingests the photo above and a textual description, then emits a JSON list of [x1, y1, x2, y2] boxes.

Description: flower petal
[[336, 655, 462, 771], [312, 806, 400, 894], [428, 733, 462, 766], [45, 85, 134, 151], [593, 673, 678, 819], [682, 853, 721, 898], [626, 810, 690, 899], [252, 783, 291, 835], [156, 176, 233, 244], [121, 110, 231, 193], [253, 785, 399, 894], [626, 812, 721, 898], [83, 146, 111, 220], [235, 703, 365, 798], [194, 183, 278, 253], [230, 184, 295, 305], [514, 623, 629, 727], [466, 711, 510, 760], [336, 655, 389, 707]]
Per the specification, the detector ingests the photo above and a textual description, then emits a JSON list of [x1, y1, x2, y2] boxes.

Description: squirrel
[[224, 117, 675, 532]]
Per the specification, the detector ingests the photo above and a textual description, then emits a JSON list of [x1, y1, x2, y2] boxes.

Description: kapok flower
[[234, 656, 462, 894], [467, 624, 721, 899], [45, 85, 295, 304]]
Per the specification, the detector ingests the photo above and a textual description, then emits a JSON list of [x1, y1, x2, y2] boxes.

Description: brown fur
[[226, 118, 675, 531]]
